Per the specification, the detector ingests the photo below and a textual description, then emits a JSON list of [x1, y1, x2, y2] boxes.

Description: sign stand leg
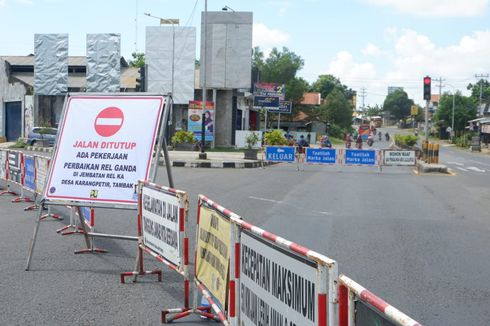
[[25, 203, 46, 271], [40, 204, 63, 220], [57, 206, 85, 235], [0, 183, 17, 196], [74, 207, 108, 254], [120, 245, 162, 283]]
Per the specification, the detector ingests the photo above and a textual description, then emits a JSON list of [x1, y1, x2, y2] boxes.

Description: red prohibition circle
[[94, 107, 124, 137]]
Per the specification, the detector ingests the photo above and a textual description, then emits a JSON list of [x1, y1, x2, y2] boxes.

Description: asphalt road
[[1, 134, 490, 325]]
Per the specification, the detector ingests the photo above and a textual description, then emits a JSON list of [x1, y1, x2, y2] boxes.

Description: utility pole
[[359, 88, 367, 111], [433, 77, 445, 102], [475, 74, 489, 116]]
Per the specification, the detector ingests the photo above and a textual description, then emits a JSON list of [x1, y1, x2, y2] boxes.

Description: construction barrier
[[339, 274, 422, 326], [383, 150, 417, 166], [181, 194, 339, 326], [121, 181, 191, 322], [0, 150, 20, 197], [0, 149, 7, 189]]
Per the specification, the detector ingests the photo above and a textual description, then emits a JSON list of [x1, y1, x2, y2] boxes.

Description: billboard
[[200, 11, 253, 89], [86, 33, 121, 92], [34, 34, 68, 95], [146, 26, 196, 104], [44, 95, 164, 205]]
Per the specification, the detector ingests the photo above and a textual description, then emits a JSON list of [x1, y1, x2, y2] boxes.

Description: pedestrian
[[356, 134, 363, 149], [295, 135, 309, 171], [345, 133, 353, 148]]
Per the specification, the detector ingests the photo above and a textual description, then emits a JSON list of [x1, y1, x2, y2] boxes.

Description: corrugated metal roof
[[11, 67, 138, 89], [1, 55, 87, 66]]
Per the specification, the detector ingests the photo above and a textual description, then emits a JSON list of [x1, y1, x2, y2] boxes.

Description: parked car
[[27, 127, 58, 147]]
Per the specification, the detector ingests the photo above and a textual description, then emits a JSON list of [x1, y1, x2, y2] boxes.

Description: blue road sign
[[305, 148, 336, 164], [268, 100, 292, 114], [24, 156, 35, 191], [253, 95, 280, 109], [344, 149, 376, 165], [265, 146, 296, 162]]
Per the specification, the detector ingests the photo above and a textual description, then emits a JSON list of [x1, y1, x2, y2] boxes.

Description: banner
[[7, 151, 22, 184], [240, 231, 318, 326], [44, 95, 164, 205], [383, 150, 416, 166], [24, 156, 36, 191], [344, 149, 376, 165], [265, 146, 296, 163], [253, 83, 285, 100], [188, 100, 214, 142], [35, 156, 49, 195], [305, 148, 336, 164], [195, 204, 230, 307], [0, 150, 6, 180], [141, 185, 181, 266]]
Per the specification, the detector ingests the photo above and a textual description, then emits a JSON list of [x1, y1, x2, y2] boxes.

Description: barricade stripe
[[289, 242, 310, 256], [339, 284, 348, 326], [229, 280, 236, 317], [184, 238, 189, 265], [235, 242, 240, 279], [179, 207, 185, 232], [318, 293, 327, 326], [360, 289, 389, 313]]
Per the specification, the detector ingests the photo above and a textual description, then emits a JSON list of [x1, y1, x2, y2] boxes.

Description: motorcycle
[[385, 133, 390, 141], [367, 138, 374, 147], [378, 132, 382, 141]]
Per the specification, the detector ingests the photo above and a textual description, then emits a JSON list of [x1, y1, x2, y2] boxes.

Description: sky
[[1, 0, 490, 108]]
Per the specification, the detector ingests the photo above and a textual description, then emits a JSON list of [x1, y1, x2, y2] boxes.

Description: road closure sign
[[383, 150, 416, 166], [44, 95, 164, 205]]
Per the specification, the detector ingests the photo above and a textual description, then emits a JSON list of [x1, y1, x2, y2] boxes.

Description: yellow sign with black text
[[195, 205, 230, 307]]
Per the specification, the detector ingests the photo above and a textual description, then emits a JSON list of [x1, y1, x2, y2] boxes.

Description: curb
[[26, 146, 53, 153], [416, 161, 448, 174], [160, 159, 274, 169]]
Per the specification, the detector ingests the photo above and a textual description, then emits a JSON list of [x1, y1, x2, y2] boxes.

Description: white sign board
[[141, 185, 181, 266], [383, 150, 416, 166], [0, 150, 6, 180], [240, 232, 318, 326], [44, 95, 164, 205], [35, 156, 49, 195]]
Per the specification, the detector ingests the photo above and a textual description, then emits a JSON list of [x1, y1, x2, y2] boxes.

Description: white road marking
[[457, 167, 468, 172], [467, 166, 486, 173], [447, 161, 464, 166], [467, 159, 490, 168], [248, 196, 332, 216]]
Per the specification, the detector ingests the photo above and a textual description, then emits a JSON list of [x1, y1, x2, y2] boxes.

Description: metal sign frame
[[26, 92, 175, 270]]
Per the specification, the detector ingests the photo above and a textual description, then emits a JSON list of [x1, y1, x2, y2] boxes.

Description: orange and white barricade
[[339, 274, 423, 326], [120, 181, 191, 322]]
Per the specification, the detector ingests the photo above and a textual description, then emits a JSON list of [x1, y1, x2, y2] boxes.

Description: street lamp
[[222, 5, 235, 11]]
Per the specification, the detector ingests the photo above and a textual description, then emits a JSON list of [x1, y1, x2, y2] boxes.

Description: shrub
[[171, 130, 196, 146], [245, 132, 260, 149], [9, 138, 27, 149], [264, 130, 287, 145], [328, 123, 352, 139], [395, 134, 419, 147]]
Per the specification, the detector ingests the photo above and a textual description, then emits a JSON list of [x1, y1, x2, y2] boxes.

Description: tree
[[467, 79, 490, 111], [365, 104, 383, 117], [310, 74, 353, 100], [382, 90, 414, 121], [321, 88, 353, 130], [253, 46, 308, 105], [433, 92, 477, 134], [129, 52, 145, 68]]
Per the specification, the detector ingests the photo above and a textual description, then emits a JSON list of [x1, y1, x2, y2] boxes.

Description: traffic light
[[136, 66, 146, 92], [423, 76, 431, 101]]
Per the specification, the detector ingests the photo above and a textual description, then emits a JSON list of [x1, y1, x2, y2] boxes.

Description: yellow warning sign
[[411, 105, 418, 116], [195, 205, 230, 307]]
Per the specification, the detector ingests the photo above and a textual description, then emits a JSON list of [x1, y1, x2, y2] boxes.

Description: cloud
[[362, 43, 381, 56], [0, 0, 6, 6], [16, 0, 33, 4], [253, 22, 289, 51], [365, 0, 489, 17], [327, 51, 377, 81], [324, 28, 490, 106]]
